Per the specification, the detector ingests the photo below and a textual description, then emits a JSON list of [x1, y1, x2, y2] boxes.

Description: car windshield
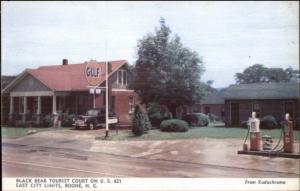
[[86, 110, 98, 116]]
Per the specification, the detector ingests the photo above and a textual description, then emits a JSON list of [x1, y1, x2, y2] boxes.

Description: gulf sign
[[85, 61, 102, 86]]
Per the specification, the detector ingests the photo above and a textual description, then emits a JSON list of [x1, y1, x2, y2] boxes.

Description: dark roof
[[201, 91, 224, 104], [223, 82, 299, 100]]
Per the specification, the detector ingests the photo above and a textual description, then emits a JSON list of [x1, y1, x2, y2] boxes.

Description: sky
[[1, 1, 299, 88]]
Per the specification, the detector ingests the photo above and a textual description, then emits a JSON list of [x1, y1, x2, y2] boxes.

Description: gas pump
[[239, 112, 298, 158], [249, 112, 260, 151], [283, 113, 294, 153]]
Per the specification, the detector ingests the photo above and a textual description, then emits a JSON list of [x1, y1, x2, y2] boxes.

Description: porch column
[[36, 96, 42, 125], [52, 94, 57, 114], [21, 96, 27, 125], [9, 96, 14, 124], [52, 94, 58, 127]]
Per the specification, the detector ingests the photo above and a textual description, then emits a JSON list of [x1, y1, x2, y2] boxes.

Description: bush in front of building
[[147, 103, 172, 128], [43, 114, 53, 127], [132, 104, 151, 136], [61, 113, 76, 127], [240, 120, 247, 128], [260, 115, 279, 129], [182, 113, 209, 127], [208, 113, 221, 122], [160, 119, 189, 132]]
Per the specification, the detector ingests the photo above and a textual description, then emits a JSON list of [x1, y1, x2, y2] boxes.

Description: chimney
[[62, 59, 68, 66]]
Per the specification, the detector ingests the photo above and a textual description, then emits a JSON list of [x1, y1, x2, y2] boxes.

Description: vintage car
[[73, 108, 118, 130]]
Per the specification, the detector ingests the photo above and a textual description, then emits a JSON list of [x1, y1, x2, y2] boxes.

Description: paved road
[[2, 143, 299, 178]]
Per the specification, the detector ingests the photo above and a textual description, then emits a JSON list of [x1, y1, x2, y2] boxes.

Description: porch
[[8, 91, 80, 126]]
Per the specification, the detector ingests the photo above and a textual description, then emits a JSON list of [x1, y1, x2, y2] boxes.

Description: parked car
[[73, 108, 118, 130], [182, 113, 209, 127]]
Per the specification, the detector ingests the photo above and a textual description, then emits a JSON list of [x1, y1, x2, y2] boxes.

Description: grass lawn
[[1, 126, 71, 138], [96, 126, 300, 141]]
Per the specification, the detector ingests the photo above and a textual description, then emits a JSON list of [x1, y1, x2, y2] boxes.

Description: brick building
[[2, 59, 139, 127], [222, 82, 300, 126], [188, 91, 225, 121]]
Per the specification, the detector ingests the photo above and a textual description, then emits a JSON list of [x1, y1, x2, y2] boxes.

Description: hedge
[[160, 119, 189, 132]]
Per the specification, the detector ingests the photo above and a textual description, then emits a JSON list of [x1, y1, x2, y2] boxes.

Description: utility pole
[[105, 42, 109, 138]]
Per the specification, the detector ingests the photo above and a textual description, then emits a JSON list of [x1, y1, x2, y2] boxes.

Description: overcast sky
[[1, 1, 299, 88]]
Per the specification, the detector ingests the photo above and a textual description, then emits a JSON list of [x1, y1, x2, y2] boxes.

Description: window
[[284, 101, 294, 118], [252, 103, 260, 117], [204, 106, 210, 115], [221, 110, 225, 118], [118, 71, 122, 84], [123, 71, 127, 85], [117, 70, 127, 86], [129, 96, 134, 114]]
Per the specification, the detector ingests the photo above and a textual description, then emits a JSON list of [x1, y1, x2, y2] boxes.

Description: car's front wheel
[[88, 122, 95, 130]]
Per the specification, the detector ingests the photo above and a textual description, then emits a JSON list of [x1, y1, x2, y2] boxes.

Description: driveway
[[2, 129, 300, 177]]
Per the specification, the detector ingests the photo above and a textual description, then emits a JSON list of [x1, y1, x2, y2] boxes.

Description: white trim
[[10, 91, 54, 97], [9, 96, 14, 114], [112, 89, 135, 92], [52, 94, 57, 114], [23, 96, 27, 113], [55, 92, 70, 96], [37, 96, 42, 114]]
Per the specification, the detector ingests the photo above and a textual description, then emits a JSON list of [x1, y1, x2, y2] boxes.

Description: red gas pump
[[249, 112, 260, 151], [283, 114, 294, 153]]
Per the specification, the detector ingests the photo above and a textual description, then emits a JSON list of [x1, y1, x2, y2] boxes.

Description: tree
[[131, 18, 205, 116], [234, 64, 299, 84], [132, 104, 151, 136], [1, 75, 16, 90]]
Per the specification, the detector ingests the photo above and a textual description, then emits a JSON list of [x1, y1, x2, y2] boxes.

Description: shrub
[[182, 113, 209, 127], [160, 119, 189, 132], [208, 113, 221, 122], [61, 113, 75, 127], [147, 103, 172, 128], [260, 115, 278, 129], [43, 114, 53, 127], [241, 120, 248, 128], [132, 105, 151, 136]]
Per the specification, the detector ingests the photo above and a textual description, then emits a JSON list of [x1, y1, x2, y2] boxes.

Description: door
[[204, 106, 210, 115], [231, 103, 239, 126], [284, 101, 294, 119]]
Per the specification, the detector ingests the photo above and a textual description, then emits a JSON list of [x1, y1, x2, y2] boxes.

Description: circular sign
[[85, 61, 102, 86]]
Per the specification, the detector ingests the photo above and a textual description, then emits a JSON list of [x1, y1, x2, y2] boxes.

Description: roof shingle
[[26, 60, 127, 91], [223, 82, 299, 100]]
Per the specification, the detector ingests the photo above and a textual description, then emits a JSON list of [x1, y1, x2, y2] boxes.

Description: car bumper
[[73, 121, 87, 127]]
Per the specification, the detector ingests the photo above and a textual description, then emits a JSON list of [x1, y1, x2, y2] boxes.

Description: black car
[[73, 108, 118, 130]]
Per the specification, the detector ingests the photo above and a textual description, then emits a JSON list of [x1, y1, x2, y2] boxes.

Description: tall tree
[[131, 18, 205, 116], [234, 64, 299, 84]]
